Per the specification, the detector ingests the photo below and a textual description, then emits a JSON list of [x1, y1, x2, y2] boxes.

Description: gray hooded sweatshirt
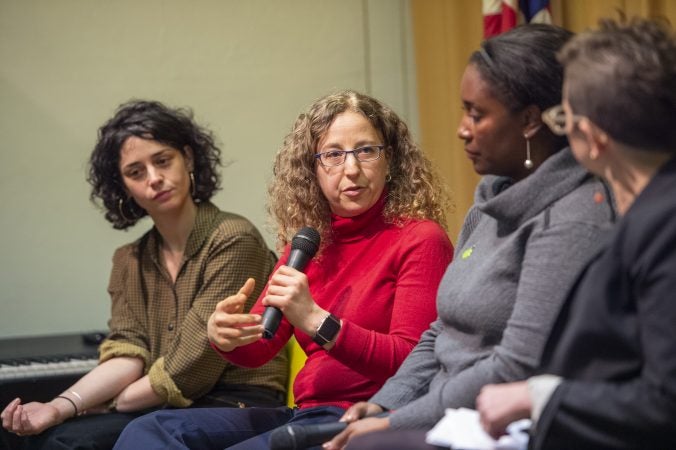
[[370, 147, 615, 430]]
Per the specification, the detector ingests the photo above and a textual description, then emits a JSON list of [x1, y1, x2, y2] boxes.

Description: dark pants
[[113, 405, 346, 450], [347, 430, 449, 450], [7, 384, 285, 450], [14, 412, 146, 450]]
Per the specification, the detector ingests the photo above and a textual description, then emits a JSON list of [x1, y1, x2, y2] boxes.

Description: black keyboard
[[0, 332, 105, 450], [0, 331, 105, 401]]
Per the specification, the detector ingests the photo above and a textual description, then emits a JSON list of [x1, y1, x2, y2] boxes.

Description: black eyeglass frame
[[314, 145, 386, 167]]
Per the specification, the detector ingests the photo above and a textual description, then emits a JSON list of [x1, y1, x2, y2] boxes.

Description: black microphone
[[261, 227, 320, 339], [269, 421, 346, 450], [268, 413, 389, 450]]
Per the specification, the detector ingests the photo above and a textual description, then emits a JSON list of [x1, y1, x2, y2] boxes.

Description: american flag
[[483, 0, 552, 38]]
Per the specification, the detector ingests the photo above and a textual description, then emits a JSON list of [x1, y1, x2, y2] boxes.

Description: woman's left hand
[[323, 416, 390, 450], [1, 398, 65, 436], [476, 382, 532, 439], [263, 265, 326, 336]]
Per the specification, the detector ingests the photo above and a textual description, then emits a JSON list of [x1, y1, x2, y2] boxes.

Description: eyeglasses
[[542, 104, 585, 136], [314, 145, 385, 167]]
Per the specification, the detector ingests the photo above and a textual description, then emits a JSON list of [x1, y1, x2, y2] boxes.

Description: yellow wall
[[0, 0, 419, 338], [411, 0, 483, 241], [551, 0, 676, 29], [411, 0, 676, 241]]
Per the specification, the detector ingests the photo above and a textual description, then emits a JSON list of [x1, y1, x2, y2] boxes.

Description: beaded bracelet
[[55, 395, 79, 416]]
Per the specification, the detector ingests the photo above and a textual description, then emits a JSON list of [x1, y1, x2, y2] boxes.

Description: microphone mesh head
[[291, 227, 320, 256], [269, 426, 297, 450]]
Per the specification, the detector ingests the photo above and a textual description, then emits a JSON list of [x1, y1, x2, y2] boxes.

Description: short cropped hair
[[559, 17, 676, 152], [88, 100, 222, 229], [268, 90, 449, 250]]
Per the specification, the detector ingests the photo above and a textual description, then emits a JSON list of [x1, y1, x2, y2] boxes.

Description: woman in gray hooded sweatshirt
[[326, 23, 616, 450]]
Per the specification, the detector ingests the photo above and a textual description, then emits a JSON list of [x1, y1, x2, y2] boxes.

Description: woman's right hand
[[324, 402, 388, 449], [208, 278, 264, 352], [339, 402, 384, 423], [476, 382, 532, 439], [1, 398, 71, 436]]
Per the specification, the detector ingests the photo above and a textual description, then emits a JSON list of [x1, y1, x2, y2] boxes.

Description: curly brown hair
[[88, 100, 222, 230], [268, 90, 449, 250]]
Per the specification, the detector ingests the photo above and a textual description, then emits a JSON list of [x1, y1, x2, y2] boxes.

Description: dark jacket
[[533, 157, 676, 449]]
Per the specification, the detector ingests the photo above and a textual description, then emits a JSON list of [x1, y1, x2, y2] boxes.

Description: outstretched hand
[[208, 278, 264, 352]]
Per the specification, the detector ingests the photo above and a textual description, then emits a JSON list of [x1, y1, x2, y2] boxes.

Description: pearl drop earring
[[524, 135, 534, 170]]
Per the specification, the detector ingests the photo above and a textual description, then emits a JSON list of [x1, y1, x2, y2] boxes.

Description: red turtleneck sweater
[[217, 195, 453, 409]]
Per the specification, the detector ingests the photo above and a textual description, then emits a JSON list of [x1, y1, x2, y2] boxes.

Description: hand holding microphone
[[208, 227, 321, 351], [269, 406, 390, 450], [262, 227, 320, 339], [322, 402, 389, 450]]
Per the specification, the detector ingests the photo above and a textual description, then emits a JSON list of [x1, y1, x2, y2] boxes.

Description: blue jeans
[[113, 405, 346, 450]]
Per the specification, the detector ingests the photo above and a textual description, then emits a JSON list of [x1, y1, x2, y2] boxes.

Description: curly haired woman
[[112, 90, 455, 449], [1, 100, 287, 450]]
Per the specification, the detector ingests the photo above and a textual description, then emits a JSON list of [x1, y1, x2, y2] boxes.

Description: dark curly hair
[[87, 100, 222, 229]]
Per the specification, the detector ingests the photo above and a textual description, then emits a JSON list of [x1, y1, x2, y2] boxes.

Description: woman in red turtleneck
[[113, 90, 454, 450], [225, 192, 451, 410]]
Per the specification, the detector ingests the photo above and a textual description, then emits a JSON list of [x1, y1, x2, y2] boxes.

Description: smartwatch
[[312, 313, 341, 346]]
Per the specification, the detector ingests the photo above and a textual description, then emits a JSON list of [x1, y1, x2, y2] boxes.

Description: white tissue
[[425, 408, 531, 450]]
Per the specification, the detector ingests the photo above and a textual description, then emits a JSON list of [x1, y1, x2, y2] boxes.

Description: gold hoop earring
[[189, 172, 196, 198], [118, 198, 132, 223], [385, 173, 392, 183]]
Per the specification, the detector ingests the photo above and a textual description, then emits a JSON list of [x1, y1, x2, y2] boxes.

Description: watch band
[[312, 313, 341, 346]]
